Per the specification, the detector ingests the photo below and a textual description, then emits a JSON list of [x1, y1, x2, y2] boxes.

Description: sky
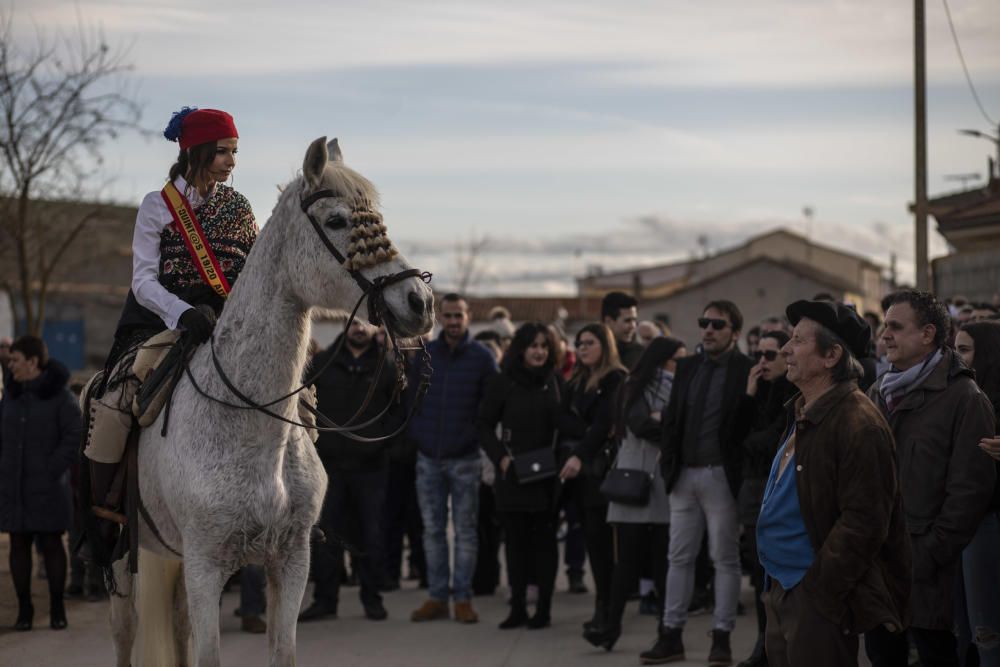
[[8, 0, 1000, 294]]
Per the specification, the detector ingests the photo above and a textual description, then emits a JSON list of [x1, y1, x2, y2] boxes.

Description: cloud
[[17, 0, 1000, 85]]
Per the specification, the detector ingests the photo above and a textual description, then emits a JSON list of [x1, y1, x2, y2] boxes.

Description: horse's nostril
[[407, 291, 425, 315]]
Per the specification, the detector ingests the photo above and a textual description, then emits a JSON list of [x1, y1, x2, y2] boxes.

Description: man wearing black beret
[[756, 300, 910, 667]]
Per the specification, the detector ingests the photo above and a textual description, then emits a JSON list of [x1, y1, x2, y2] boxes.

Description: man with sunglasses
[[642, 300, 754, 665]]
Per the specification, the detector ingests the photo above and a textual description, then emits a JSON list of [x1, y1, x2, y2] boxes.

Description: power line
[[941, 0, 997, 126]]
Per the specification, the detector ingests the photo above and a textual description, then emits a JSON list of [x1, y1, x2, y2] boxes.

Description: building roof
[[926, 177, 1000, 250], [577, 227, 882, 299], [649, 255, 858, 301], [577, 227, 881, 285]]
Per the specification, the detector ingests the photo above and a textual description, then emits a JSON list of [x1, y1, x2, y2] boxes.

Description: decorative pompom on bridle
[[163, 107, 199, 142], [344, 206, 398, 271]]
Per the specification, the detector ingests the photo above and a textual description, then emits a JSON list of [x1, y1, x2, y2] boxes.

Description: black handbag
[[510, 446, 558, 484], [599, 467, 652, 506], [599, 432, 658, 506]]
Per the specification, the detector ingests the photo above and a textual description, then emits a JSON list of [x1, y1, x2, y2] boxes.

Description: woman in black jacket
[[558, 323, 626, 635], [585, 336, 687, 651], [479, 322, 563, 629], [0, 336, 81, 631]]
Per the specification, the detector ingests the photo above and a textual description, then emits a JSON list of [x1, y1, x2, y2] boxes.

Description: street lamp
[[958, 126, 1000, 178]]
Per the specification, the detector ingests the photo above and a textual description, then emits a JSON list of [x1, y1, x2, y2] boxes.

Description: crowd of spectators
[[2, 286, 999, 667]]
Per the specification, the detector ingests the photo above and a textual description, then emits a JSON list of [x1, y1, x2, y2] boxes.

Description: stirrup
[[91, 506, 127, 525]]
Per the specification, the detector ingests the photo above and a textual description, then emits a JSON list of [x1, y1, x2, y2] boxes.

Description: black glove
[[179, 307, 214, 344]]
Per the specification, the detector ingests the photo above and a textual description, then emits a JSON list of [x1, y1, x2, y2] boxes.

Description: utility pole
[[914, 0, 930, 291]]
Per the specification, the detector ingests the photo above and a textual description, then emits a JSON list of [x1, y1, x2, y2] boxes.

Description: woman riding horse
[[86, 107, 257, 528]]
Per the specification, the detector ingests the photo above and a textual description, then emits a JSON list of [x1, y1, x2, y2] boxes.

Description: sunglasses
[[754, 350, 779, 362], [697, 318, 729, 331]]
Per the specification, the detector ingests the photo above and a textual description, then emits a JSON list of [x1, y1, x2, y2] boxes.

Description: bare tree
[[454, 234, 490, 294], [0, 12, 141, 335]]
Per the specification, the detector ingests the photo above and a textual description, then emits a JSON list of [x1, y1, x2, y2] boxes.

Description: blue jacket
[[408, 330, 498, 460]]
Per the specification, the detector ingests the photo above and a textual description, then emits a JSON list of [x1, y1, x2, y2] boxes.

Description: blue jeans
[[416, 452, 480, 602], [963, 509, 1000, 666]]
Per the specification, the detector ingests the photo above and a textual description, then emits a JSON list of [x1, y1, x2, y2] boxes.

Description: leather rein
[[178, 186, 434, 444]]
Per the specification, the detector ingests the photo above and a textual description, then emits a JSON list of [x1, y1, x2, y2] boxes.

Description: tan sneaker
[[453, 601, 479, 624], [410, 599, 450, 622]]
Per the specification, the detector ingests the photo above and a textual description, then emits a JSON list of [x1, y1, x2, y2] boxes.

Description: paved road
[[0, 567, 762, 666]]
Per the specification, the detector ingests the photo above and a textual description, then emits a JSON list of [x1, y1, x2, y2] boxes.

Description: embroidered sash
[[160, 182, 231, 298]]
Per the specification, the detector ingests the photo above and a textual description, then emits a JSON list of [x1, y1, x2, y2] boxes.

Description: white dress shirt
[[131, 176, 214, 330]]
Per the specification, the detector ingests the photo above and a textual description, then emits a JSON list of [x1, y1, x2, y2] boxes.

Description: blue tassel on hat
[[163, 107, 198, 142]]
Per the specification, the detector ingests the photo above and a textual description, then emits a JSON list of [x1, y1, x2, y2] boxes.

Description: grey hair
[[813, 323, 865, 383]]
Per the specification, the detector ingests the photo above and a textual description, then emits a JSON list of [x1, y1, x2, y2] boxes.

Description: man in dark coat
[[754, 300, 909, 667], [1, 336, 81, 630], [298, 319, 403, 623], [643, 300, 754, 665], [866, 290, 996, 666]]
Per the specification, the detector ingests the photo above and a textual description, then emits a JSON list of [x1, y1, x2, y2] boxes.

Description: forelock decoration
[[317, 164, 398, 271], [345, 206, 398, 271]]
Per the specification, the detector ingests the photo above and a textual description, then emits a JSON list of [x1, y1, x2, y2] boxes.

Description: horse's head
[[284, 136, 434, 338]]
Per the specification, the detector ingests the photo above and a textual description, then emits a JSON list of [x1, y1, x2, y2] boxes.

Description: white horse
[[108, 137, 434, 667]]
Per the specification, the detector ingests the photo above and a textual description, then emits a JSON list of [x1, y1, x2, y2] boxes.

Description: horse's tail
[[134, 547, 188, 666]]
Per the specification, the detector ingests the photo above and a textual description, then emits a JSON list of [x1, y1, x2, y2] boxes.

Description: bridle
[[173, 185, 434, 443]]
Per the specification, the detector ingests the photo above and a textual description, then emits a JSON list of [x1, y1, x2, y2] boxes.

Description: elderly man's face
[[783, 318, 834, 388]]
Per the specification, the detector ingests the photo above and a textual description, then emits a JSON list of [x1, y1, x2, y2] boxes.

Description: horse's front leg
[[265, 534, 311, 667], [182, 554, 227, 667], [109, 557, 136, 667]]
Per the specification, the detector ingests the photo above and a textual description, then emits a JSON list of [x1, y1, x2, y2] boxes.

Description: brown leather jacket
[[868, 348, 996, 630], [789, 381, 911, 634]]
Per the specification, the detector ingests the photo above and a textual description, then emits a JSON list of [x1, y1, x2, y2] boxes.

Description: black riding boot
[[90, 461, 126, 522], [76, 461, 124, 565]]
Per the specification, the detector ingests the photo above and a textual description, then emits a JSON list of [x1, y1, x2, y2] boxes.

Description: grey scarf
[[878, 348, 943, 413]]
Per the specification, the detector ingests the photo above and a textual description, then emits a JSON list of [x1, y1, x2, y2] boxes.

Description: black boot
[[499, 605, 529, 629], [49, 595, 67, 630], [583, 622, 622, 651], [582, 601, 607, 632], [89, 461, 126, 523], [527, 598, 551, 629], [640, 626, 685, 664], [708, 629, 733, 666], [14, 602, 33, 632]]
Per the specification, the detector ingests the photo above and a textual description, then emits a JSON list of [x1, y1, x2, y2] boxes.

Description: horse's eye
[[324, 214, 348, 231]]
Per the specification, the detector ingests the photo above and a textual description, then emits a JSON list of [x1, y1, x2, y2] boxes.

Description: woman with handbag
[[558, 323, 627, 637], [478, 322, 564, 629], [584, 337, 687, 650]]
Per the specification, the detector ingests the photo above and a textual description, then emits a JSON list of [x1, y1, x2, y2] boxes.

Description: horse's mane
[[280, 163, 381, 209]]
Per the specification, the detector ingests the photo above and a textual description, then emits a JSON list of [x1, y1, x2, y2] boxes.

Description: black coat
[[0, 361, 81, 533], [559, 369, 626, 508], [660, 350, 754, 499], [477, 366, 563, 513], [312, 339, 403, 472], [735, 375, 797, 525]]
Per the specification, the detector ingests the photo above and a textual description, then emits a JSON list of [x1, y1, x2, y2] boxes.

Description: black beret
[[785, 300, 871, 359]]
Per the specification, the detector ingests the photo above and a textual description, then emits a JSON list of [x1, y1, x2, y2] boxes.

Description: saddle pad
[[132, 330, 181, 427]]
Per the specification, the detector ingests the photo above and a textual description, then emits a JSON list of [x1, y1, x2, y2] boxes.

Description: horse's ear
[[303, 136, 329, 188], [327, 138, 343, 164]]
